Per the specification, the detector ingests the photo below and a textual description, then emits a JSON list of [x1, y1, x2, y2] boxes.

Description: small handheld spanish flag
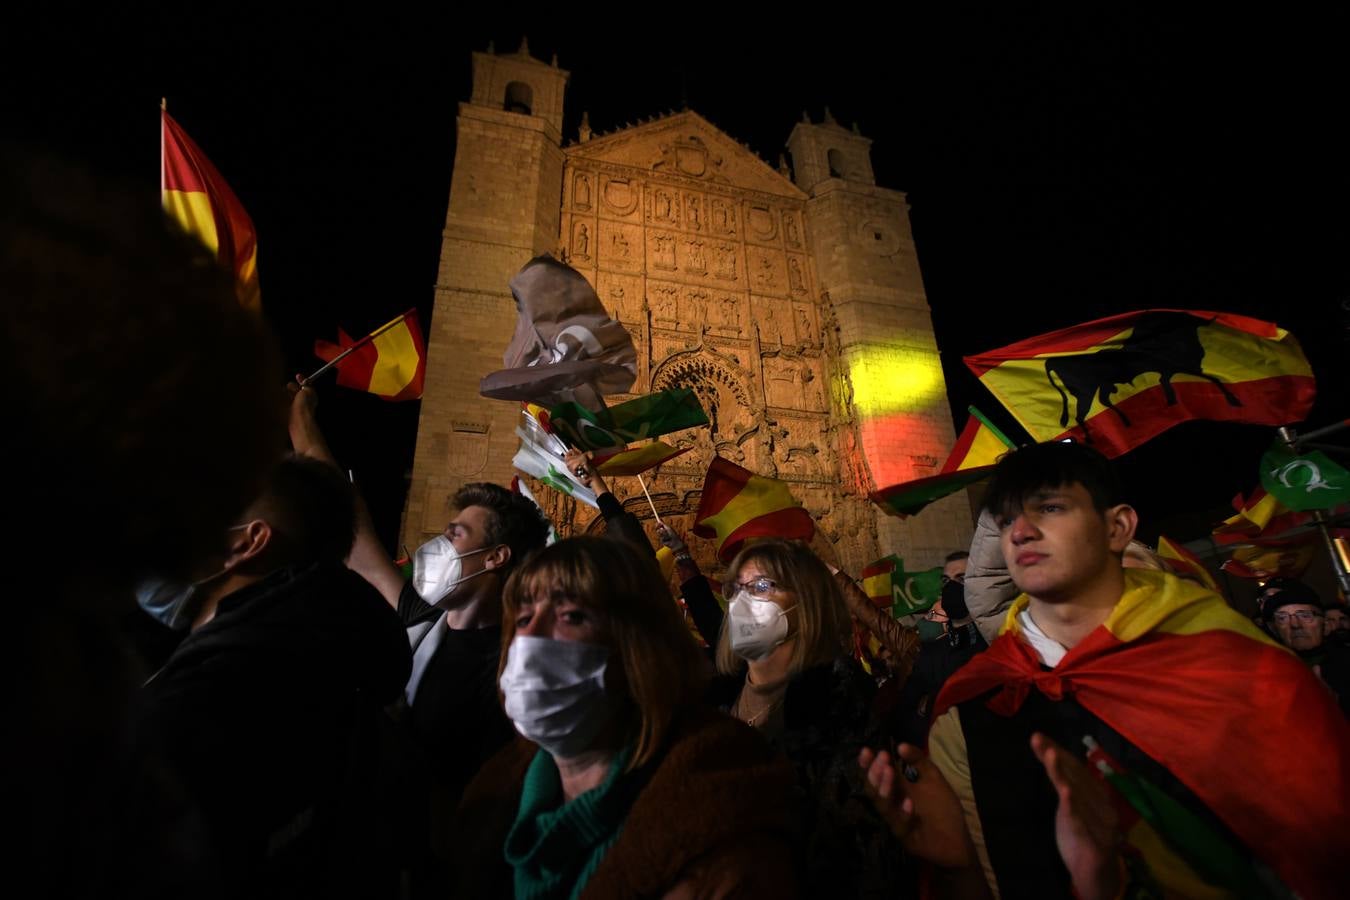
[[313, 309, 427, 402]]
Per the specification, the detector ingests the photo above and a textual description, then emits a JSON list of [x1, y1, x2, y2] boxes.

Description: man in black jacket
[[141, 455, 411, 898]]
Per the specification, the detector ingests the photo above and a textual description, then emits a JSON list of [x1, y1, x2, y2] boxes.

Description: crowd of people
[[10, 153, 1349, 899]]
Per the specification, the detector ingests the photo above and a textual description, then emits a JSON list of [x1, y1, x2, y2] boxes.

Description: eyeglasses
[[726, 576, 781, 599], [1273, 610, 1323, 624]]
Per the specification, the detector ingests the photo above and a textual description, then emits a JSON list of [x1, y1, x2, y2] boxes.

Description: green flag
[[549, 388, 709, 451], [870, 467, 994, 519], [1260, 444, 1350, 512], [892, 566, 943, 617]]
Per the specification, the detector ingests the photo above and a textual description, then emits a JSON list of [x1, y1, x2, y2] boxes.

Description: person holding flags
[[287, 385, 550, 896], [860, 441, 1349, 900]]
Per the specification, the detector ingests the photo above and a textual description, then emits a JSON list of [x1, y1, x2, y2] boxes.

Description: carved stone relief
[[683, 288, 710, 331], [713, 242, 738, 281], [601, 176, 640, 217], [573, 172, 592, 210], [792, 303, 817, 345], [572, 221, 591, 259], [651, 232, 677, 271], [710, 198, 737, 236], [651, 353, 753, 467], [648, 186, 681, 227], [653, 134, 724, 180], [747, 204, 778, 243], [685, 194, 702, 231], [783, 212, 802, 248], [712, 293, 742, 335], [683, 239, 707, 274], [649, 283, 679, 328], [752, 295, 782, 345], [788, 257, 807, 294], [599, 222, 640, 272]]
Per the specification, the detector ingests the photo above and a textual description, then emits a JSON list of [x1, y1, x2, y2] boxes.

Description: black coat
[[140, 562, 411, 898], [710, 657, 913, 899]]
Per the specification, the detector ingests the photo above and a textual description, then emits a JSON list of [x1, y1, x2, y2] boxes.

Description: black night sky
[[10, 10, 1349, 567]]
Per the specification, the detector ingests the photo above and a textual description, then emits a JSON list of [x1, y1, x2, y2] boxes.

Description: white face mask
[[499, 635, 613, 759], [412, 536, 492, 606], [727, 591, 795, 661]]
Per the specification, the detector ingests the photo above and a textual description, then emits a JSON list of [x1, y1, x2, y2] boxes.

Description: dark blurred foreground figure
[[449, 536, 803, 898], [861, 441, 1350, 900], [140, 455, 410, 897], [1, 147, 286, 895]]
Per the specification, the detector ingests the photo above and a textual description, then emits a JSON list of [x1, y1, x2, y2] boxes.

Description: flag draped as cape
[[935, 570, 1350, 900]]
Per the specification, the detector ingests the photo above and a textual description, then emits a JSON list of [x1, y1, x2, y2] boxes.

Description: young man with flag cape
[[860, 441, 1348, 900]]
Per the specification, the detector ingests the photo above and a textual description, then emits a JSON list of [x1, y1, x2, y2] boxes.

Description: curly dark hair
[[452, 482, 551, 573]]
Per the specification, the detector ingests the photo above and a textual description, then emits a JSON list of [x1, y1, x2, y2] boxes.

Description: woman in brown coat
[[447, 536, 802, 899]]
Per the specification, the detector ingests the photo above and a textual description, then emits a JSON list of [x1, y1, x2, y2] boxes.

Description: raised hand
[[655, 522, 687, 554], [1030, 733, 1123, 900], [858, 744, 976, 870], [562, 448, 608, 495]]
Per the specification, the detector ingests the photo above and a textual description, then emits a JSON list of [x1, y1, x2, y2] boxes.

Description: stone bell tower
[[787, 109, 972, 563], [401, 40, 569, 546]]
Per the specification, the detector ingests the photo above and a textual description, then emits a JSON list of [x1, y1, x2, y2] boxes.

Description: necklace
[[737, 690, 785, 728]]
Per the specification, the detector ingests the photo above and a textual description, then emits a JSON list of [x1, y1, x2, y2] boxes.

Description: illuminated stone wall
[[404, 45, 974, 576]]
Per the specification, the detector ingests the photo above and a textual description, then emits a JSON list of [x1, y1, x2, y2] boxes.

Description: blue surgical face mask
[[134, 576, 202, 631], [133, 524, 248, 630]]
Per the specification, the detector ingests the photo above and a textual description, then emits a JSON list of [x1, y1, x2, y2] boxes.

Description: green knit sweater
[[503, 745, 639, 900]]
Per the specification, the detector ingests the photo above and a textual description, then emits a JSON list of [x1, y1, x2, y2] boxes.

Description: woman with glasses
[[446, 536, 802, 898], [709, 538, 910, 898]]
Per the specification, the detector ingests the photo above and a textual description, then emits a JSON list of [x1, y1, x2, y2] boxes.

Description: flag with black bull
[[480, 256, 637, 411], [964, 309, 1316, 459]]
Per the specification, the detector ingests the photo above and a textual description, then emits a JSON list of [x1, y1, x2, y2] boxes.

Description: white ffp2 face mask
[[499, 635, 613, 759], [411, 536, 491, 605], [727, 591, 795, 661]]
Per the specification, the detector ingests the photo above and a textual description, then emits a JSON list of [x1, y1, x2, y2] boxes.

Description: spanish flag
[[1220, 532, 1325, 580], [941, 406, 1017, 473], [693, 456, 814, 562], [964, 310, 1316, 459], [935, 570, 1350, 900], [1155, 535, 1221, 594], [314, 309, 426, 401], [870, 408, 1017, 518], [161, 109, 261, 311], [1209, 485, 1343, 545]]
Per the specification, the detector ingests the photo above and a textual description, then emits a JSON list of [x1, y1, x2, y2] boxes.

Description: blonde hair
[[1122, 539, 1166, 571], [500, 536, 705, 770], [715, 539, 851, 676]]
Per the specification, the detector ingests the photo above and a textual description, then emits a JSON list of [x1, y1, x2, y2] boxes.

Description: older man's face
[[1272, 604, 1325, 652]]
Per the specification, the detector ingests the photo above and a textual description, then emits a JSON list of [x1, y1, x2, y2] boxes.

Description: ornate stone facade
[[403, 43, 973, 578]]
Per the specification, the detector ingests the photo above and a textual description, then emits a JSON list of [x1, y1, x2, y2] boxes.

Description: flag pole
[[159, 97, 166, 197], [636, 474, 663, 526], [300, 311, 411, 385], [1278, 425, 1350, 596]]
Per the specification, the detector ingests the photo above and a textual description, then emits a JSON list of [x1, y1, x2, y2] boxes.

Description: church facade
[[401, 42, 973, 575]]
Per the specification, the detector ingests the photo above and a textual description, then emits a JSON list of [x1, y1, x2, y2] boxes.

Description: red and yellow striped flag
[[1155, 535, 1221, 594], [314, 309, 426, 402], [161, 109, 260, 311], [964, 310, 1315, 459], [940, 406, 1017, 474], [693, 456, 814, 562]]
